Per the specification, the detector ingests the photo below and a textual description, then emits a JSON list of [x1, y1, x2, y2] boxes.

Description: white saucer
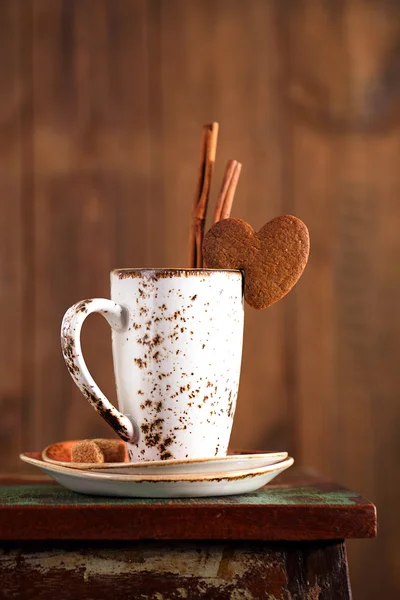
[[42, 440, 288, 475], [20, 452, 294, 498]]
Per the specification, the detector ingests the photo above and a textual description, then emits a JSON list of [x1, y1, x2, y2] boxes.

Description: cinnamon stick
[[213, 159, 237, 224], [221, 161, 242, 220], [188, 122, 219, 268]]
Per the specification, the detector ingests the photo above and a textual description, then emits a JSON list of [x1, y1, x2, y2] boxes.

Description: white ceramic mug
[[61, 269, 244, 462]]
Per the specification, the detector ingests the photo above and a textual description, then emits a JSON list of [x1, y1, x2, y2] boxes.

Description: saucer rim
[[42, 440, 288, 470], [21, 452, 294, 484]]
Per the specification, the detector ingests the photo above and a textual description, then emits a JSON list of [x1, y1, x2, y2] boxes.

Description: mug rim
[[112, 268, 242, 277]]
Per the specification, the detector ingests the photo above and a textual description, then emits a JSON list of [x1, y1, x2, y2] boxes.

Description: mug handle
[[60, 298, 138, 443]]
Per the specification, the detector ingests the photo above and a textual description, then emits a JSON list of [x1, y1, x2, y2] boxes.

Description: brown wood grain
[[155, 0, 291, 455], [0, 473, 376, 542], [281, 0, 345, 484], [284, 2, 400, 598], [337, 3, 400, 597], [0, 501, 376, 543], [0, 1, 25, 472], [0, 0, 396, 597], [31, 0, 152, 448]]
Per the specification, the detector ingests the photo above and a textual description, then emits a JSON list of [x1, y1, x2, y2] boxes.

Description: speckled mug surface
[[61, 269, 244, 462]]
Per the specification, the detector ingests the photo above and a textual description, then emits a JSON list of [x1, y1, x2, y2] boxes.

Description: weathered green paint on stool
[[0, 484, 357, 507]]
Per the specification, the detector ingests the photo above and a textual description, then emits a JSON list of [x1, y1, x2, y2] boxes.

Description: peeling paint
[[0, 546, 276, 600], [0, 546, 262, 581], [0, 541, 352, 599]]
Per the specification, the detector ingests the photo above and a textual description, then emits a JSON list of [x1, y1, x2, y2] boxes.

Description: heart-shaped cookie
[[203, 215, 310, 309]]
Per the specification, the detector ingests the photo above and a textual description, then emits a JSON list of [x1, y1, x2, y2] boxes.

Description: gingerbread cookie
[[203, 215, 310, 309]]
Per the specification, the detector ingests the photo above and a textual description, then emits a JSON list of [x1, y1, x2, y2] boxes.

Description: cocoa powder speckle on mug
[[60, 269, 244, 463]]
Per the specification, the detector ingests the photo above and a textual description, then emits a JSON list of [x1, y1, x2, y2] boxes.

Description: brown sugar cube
[[93, 439, 126, 462], [71, 439, 125, 463]]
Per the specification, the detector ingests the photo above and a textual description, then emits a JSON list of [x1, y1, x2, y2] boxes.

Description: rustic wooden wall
[[0, 0, 398, 597]]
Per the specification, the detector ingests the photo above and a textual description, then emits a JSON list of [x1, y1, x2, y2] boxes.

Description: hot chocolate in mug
[[61, 269, 244, 462]]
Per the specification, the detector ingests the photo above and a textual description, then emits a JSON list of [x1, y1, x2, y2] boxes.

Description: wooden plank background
[[0, 0, 398, 597]]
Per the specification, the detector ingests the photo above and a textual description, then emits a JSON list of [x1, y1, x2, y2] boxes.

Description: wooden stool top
[[0, 469, 377, 541]]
